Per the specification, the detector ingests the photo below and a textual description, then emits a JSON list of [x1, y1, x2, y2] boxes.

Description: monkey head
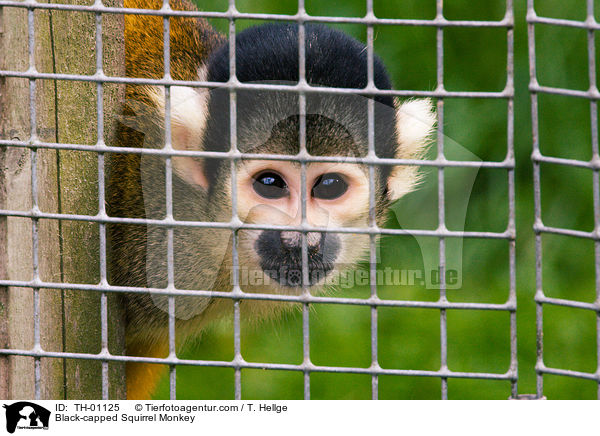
[[130, 23, 435, 319]]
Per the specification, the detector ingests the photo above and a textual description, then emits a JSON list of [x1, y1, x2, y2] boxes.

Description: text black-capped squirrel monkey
[[107, 0, 435, 399]]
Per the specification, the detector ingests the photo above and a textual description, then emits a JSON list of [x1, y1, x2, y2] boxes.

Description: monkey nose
[[280, 231, 322, 249]]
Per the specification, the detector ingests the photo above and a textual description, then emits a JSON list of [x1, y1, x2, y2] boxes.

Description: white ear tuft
[[387, 98, 436, 201], [146, 68, 210, 188]]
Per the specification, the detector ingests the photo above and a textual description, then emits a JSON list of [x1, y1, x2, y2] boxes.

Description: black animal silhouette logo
[[3, 402, 50, 433]]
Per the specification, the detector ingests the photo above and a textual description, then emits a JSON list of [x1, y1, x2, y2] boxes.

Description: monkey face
[[235, 159, 372, 291], [132, 82, 433, 304]]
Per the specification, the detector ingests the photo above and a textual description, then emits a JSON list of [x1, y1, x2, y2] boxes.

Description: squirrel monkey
[[107, 0, 435, 399]]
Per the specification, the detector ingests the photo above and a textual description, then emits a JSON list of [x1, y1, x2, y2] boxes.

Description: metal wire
[[26, 3, 42, 400], [296, 0, 311, 400], [528, 0, 600, 398], [94, 0, 110, 400], [226, 0, 243, 400], [0, 0, 516, 399], [435, 0, 448, 400]]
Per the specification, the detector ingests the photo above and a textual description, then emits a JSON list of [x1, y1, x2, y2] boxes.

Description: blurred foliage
[[154, 0, 600, 399]]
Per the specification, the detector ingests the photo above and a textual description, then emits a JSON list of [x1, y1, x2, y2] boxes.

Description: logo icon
[[3, 402, 50, 434]]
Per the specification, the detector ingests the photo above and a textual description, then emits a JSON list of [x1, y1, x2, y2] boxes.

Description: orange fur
[[126, 341, 169, 400]]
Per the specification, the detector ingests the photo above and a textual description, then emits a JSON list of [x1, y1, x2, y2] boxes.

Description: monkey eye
[[312, 173, 348, 200], [253, 171, 289, 199]]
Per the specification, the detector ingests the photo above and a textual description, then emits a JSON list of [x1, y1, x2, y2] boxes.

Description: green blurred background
[[153, 0, 599, 399]]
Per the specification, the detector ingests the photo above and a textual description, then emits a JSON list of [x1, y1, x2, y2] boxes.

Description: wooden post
[[0, 0, 126, 399]]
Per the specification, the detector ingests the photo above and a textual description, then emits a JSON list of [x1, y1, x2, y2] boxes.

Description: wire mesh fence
[[527, 0, 600, 399], [4, 0, 581, 400]]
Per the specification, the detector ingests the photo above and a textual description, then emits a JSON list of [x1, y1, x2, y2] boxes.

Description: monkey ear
[[387, 98, 436, 201], [147, 84, 210, 189]]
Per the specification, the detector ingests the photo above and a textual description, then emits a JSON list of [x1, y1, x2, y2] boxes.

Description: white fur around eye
[[388, 98, 436, 201]]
